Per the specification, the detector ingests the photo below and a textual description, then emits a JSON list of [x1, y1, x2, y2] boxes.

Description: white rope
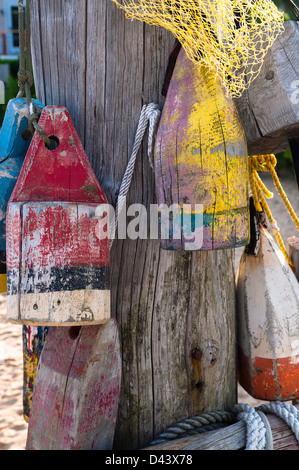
[[233, 404, 273, 450], [109, 103, 161, 248], [258, 402, 299, 442]]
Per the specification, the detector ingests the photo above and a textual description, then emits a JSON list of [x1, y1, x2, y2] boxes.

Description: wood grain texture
[[26, 320, 121, 450], [30, 0, 237, 449], [234, 21, 299, 155]]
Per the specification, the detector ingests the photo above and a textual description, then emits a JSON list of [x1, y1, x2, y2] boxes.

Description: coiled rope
[[233, 404, 273, 450], [249, 154, 299, 271], [150, 411, 236, 445], [149, 402, 299, 450]]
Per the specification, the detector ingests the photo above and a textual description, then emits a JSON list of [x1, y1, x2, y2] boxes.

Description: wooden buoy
[[6, 105, 110, 326], [154, 49, 250, 251], [0, 97, 44, 292], [26, 320, 121, 450], [237, 225, 299, 401]]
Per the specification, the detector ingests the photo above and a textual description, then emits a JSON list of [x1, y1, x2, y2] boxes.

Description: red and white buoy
[[237, 224, 299, 401], [6, 105, 110, 326]]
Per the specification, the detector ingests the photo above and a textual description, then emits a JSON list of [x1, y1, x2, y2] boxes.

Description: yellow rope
[[249, 154, 299, 271]]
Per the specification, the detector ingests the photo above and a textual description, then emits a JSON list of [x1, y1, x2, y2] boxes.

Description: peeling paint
[[237, 227, 299, 401], [154, 49, 249, 251]]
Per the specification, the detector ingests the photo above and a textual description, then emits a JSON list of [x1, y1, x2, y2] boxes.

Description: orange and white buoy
[[237, 224, 299, 402]]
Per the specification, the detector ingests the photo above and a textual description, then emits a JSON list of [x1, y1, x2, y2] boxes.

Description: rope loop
[[258, 402, 299, 442], [233, 404, 273, 450], [109, 102, 161, 248]]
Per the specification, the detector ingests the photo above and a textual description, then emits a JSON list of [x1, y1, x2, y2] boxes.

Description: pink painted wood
[[26, 320, 121, 450]]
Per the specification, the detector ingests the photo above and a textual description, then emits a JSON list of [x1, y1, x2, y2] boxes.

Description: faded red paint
[[21, 204, 108, 269], [7, 106, 109, 272], [6, 206, 22, 271], [9, 106, 107, 204], [238, 347, 299, 401]]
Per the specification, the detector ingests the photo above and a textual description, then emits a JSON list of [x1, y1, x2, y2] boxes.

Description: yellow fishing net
[[111, 0, 284, 97]]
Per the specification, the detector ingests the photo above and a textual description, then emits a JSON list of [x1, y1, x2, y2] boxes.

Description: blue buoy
[[0, 97, 44, 292]]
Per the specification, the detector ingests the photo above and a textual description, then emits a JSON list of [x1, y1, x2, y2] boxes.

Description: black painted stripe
[[7, 266, 109, 295], [0, 251, 6, 275]]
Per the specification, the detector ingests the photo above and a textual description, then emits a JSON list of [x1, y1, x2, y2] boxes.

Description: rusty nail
[[192, 349, 202, 360]]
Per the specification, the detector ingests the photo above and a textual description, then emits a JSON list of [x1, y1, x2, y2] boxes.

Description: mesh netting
[[111, 0, 284, 97]]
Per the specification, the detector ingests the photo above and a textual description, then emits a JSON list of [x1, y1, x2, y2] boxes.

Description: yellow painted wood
[[155, 49, 250, 250]]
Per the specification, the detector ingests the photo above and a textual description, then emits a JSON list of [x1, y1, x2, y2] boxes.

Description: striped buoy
[[237, 224, 299, 401], [154, 49, 250, 251], [6, 105, 110, 326]]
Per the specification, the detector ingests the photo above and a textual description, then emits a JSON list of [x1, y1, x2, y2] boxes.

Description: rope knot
[[249, 154, 277, 172], [144, 102, 160, 120], [232, 404, 273, 450], [17, 70, 33, 87]]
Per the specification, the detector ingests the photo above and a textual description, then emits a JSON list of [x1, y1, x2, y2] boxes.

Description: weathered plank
[[30, 0, 238, 450], [26, 319, 121, 450], [6, 106, 110, 326], [234, 21, 299, 155], [145, 405, 299, 450], [154, 49, 249, 251]]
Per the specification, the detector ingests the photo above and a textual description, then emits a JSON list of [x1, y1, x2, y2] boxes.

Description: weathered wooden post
[[29, 0, 237, 449]]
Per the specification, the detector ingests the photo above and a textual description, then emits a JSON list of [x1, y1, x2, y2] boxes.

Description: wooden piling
[[30, 0, 238, 449]]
